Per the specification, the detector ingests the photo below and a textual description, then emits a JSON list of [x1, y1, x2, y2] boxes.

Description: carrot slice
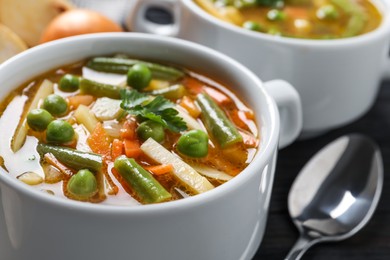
[[244, 110, 255, 120], [144, 164, 174, 176], [123, 138, 142, 158], [87, 123, 111, 157], [111, 139, 124, 160], [230, 109, 248, 129], [120, 120, 137, 140], [179, 96, 201, 118], [183, 77, 204, 94], [204, 87, 230, 105], [239, 130, 259, 148], [67, 95, 94, 109]]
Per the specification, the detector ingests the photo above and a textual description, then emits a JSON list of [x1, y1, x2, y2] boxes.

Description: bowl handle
[[126, 0, 180, 37], [380, 34, 390, 79], [382, 54, 390, 80], [263, 80, 302, 149]]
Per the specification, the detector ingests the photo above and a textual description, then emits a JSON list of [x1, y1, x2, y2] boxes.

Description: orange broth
[[196, 0, 382, 39]]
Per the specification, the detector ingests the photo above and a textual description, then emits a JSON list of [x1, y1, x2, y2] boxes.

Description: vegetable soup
[[195, 0, 382, 39], [0, 55, 259, 206]]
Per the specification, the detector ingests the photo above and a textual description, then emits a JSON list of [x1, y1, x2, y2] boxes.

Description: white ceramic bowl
[[128, 0, 390, 138], [0, 33, 301, 260]]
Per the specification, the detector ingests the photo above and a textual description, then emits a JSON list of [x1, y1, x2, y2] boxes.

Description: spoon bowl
[[286, 134, 383, 259]]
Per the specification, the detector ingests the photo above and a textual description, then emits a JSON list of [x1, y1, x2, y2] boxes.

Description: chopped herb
[[120, 89, 187, 133], [28, 155, 36, 161], [256, 0, 283, 7]]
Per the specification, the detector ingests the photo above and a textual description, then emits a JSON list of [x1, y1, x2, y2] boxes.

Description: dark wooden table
[[253, 79, 390, 259]]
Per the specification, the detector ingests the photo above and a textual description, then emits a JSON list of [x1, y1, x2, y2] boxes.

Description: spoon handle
[[285, 233, 317, 260]]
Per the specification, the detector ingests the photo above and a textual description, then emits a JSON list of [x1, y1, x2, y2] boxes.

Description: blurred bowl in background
[[70, 0, 135, 25]]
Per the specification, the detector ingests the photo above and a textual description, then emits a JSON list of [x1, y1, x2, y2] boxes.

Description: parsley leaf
[[120, 89, 187, 133]]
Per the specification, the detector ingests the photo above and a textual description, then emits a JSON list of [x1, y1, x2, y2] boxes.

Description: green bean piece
[[177, 130, 208, 158], [67, 169, 98, 200], [37, 143, 102, 172], [114, 156, 172, 204], [42, 94, 68, 116], [267, 9, 285, 21], [86, 57, 185, 81], [331, 0, 366, 37], [316, 5, 339, 20], [59, 74, 80, 92], [343, 14, 366, 37], [243, 21, 262, 31], [79, 78, 122, 99], [136, 120, 165, 143], [127, 63, 152, 90], [196, 93, 242, 148], [148, 84, 186, 100], [331, 0, 359, 13], [46, 120, 75, 144], [27, 108, 53, 131]]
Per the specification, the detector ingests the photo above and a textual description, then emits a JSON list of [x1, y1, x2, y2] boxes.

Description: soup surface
[[0, 55, 259, 206], [195, 0, 382, 39]]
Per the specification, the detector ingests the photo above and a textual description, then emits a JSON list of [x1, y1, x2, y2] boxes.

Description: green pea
[[316, 5, 339, 20], [26, 108, 53, 131], [59, 74, 80, 92], [267, 9, 286, 21], [243, 21, 262, 31], [42, 94, 68, 116], [177, 130, 208, 158], [67, 169, 98, 200], [46, 120, 75, 143], [136, 120, 165, 143], [127, 63, 152, 90]]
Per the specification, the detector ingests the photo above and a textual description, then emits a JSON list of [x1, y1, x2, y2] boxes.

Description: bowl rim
[[0, 32, 280, 215], [183, 0, 390, 48]]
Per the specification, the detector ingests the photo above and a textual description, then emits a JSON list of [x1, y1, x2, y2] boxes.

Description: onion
[[40, 9, 123, 43]]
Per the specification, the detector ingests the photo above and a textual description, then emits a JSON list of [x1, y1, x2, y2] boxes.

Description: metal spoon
[[285, 134, 383, 260]]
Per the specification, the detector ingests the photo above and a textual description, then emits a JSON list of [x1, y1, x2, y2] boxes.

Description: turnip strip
[[44, 153, 73, 178], [175, 105, 204, 131], [91, 97, 123, 121], [74, 104, 99, 133], [140, 138, 214, 194], [11, 79, 54, 152], [190, 164, 233, 181]]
